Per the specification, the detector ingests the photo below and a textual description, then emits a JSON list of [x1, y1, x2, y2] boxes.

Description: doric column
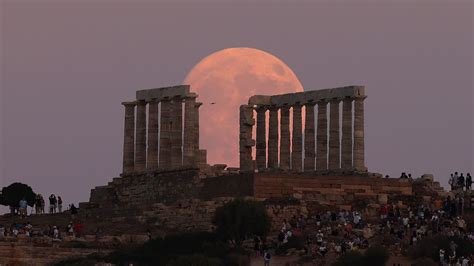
[[183, 94, 197, 167], [279, 106, 291, 170], [194, 102, 202, 161], [316, 101, 328, 170], [256, 106, 267, 171], [170, 97, 183, 168], [147, 100, 159, 171], [291, 103, 303, 172], [135, 100, 147, 172], [267, 106, 279, 169], [328, 99, 341, 170], [122, 102, 136, 175], [341, 98, 353, 170], [304, 102, 316, 171], [239, 104, 255, 172], [353, 97, 367, 171], [159, 99, 172, 169]]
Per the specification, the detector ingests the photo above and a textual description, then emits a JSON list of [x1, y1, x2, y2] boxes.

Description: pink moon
[[184, 47, 304, 167]]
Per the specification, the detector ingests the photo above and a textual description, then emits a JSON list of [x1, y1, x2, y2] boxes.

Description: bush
[[333, 245, 389, 266], [167, 254, 223, 266], [275, 235, 306, 255], [0, 183, 36, 209], [213, 198, 271, 246]]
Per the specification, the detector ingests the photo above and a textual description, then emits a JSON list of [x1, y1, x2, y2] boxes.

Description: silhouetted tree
[[213, 198, 271, 246], [0, 182, 36, 212]]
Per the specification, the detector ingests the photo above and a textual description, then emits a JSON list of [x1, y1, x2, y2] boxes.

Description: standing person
[[49, 194, 57, 214], [454, 172, 460, 190], [74, 220, 84, 238], [40, 195, 45, 214], [70, 204, 78, 219], [19, 198, 28, 219], [449, 174, 455, 191], [466, 173, 472, 191], [459, 173, 465, 191], [57, 196, 63, 213], [263, 250, 271, 266]]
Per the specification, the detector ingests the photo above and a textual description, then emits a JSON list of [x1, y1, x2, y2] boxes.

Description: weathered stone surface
[[328, 99, 341, 170], [279, 106, 291, 171], [291, 104, 303, 172], [239, 105, 255, 172], [147, 100, 159, 171], [136, 85, 190, 102], [353, 97, 367, 171], [341, 98, 353, 170], [316, 101, 328, 170], [159, 100, 171, 169], [194, 102, 202, 164], [267, 107, 279, 169], [256, 106, 267, 171], [304, 103, 316, 171], [122, 102, 135, 175], [249, 85, 365, 107], [135, 100, 147, 172], [183, 94, 197, 167], [171, 98, 183, 168]]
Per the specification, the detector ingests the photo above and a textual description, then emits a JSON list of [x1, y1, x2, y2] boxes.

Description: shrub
[[332, 245, 389, 266], [0, 182, 36, 209], [407, 235, 474, 261], [213, 198, 271, 246]]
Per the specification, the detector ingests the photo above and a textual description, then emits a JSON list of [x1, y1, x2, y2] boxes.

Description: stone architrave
[[183, 94, 197, 167], [170, 98, 183, 168], [291, 103, 303, 172], [304, 102, 316, 171], [135, 101, 147, 172], [328, 99, 341, 170], [122, 102, 136, 174], [279, 106, 291, 170], [353, 97, 367, 171], [256, 106, 267, 171], [159, 99, 172, 169], [239, 104, 255, 172], [147, 100, 159, 171], [267, 107, 279, 169], [341, 98, 353, 170], [316, 101, 328, 170]]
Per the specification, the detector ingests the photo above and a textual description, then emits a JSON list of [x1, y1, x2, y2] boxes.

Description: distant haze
[[1, 0, 472, 211]]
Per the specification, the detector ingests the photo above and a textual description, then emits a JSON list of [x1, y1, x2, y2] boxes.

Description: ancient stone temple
[[240, 85, 367, 173], [121, 85, 206, 175], [80, 83, 445, 234]]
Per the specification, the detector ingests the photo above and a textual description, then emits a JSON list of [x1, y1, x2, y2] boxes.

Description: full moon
[[184, 47, 303, 167]]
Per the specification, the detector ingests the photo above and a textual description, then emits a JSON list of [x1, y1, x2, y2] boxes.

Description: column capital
[[195, 102, 203, 108], [255, 105, 268, 112], [329, 98, 342, 103], [317, 99, 328, 105], [354, 96, 367, 101], [342, 97, 355, 103], [185, 92, 198, 99], [136, 100, 147, 106], [304, 101, 316, 107]]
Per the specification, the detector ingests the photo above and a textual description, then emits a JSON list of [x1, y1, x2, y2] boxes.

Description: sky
[[1, 0, 472, 210]]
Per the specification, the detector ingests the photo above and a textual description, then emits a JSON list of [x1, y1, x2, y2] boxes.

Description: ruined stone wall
[[254, 173, 413, 207]]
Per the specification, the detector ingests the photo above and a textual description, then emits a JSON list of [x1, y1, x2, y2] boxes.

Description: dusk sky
[[1, 0, 472, 210]]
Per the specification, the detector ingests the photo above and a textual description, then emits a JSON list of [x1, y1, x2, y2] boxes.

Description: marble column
[[159, 99, 172, 169], [279, 106, 291, 170], [316, 101, 328, 170], [239, 104, 255, 172], [122, 102, 136, 175], [194, 102, 202, 162], [147, 100, 159, 171], [183, 94, 197, 167], [304, 103, 316, 171], [256, 106, 267, 171], [341, 98, 353, 170], [353, 97, 367, 171], [170, 98, 183, 168], [291, 104, 303, 172], [328, 99, 341, 170], [267, 107, 279, 169], [135, 100, 147, 172]]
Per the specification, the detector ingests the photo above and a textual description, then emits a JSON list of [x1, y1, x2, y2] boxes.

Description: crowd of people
[[449, 172, 472, 192], [33, 194, 64, 214], [0, 220, 85, 241]]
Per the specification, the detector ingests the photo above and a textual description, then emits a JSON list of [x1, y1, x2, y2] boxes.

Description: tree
[[213, 198, 271, 246], [0, 183, 36, 211]]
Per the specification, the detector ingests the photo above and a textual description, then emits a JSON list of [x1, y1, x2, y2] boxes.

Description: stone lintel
[[136, 85, 191, 102], [248, 85, 365, 107]]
